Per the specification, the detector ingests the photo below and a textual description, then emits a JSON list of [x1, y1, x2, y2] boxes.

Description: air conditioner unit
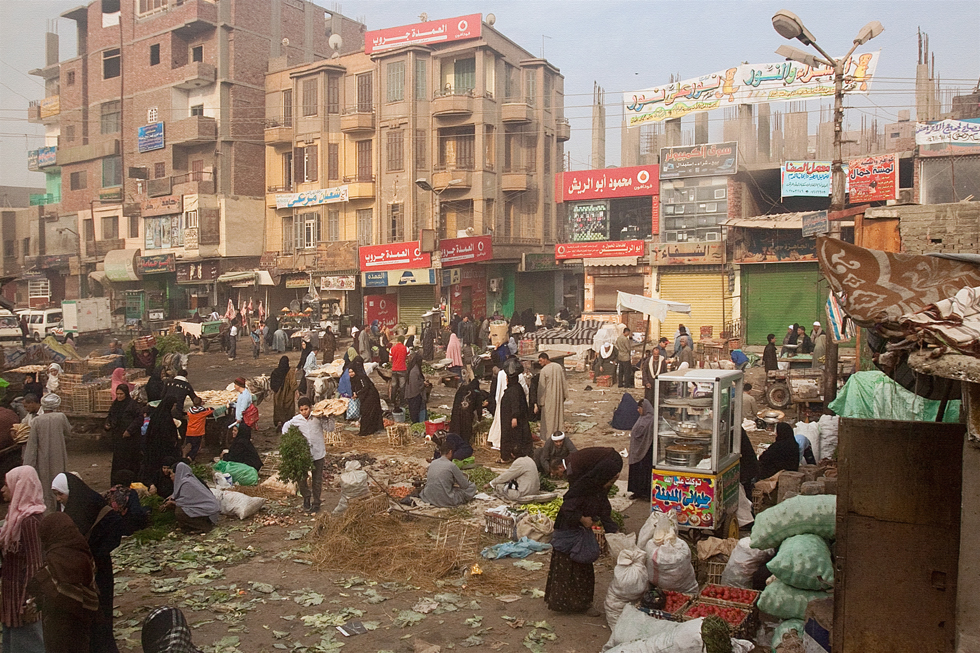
[[665, 231, 678, 243], [704, 232, 721, 242], [897, 188, 914, 205], [489, 277, 503, 293]]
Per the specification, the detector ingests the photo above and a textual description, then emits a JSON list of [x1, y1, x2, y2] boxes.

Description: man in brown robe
[[536, 352, 566, 441]]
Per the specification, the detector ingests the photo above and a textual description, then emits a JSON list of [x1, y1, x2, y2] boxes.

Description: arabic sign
[[660, 142, 738, 179], [284, 274, 310, 289], [184, 227, 198, 250], [137, 122, 165, 153], [363, 272, 388, 288], [848, 152, 898, 202], [141, 194, 182, 217], [320, 275, 356, 291], [652, 471, 718, 529], [365, 14, 481, 54], [275, 185, 349, 209], [522, 253, 561, 272], [915, 119, 980, 145], [359, 241, 431, 272], [176, 261, 219, 284], [40, 95, 60, 119], [781, 161, 832, 197], [567, 202, 609, 242], [28, 146, 57, 171], [139, 253, 175, 274], [555, 240, 645, 261], [650, 243, 724, 266], [363, 294, 398, 329], [801, 211, 830, 238], [440, 235, 492, 266], [555, 165, 659, 202], [731, 228, 817, 263], [625, 52, 880, 127], [362, 269, 436, 287]]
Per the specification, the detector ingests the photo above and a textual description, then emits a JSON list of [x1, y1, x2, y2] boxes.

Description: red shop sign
[[363, 294, 399, 330], [555, 164, 659, 202], [555, 240, 645, 260], [365, 14, 481, 54], [359, 241, 431, 272], [440, 235, 492, 266]]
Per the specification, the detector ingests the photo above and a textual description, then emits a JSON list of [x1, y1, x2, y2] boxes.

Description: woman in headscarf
[[51, 472, 125, 653], [105, 384, 143, 482], [545, 447, 622, 615], [164, 462, 220, 533], [141, 397, 180, 489], [641, 347, 666, 406], [404, 351, 427, 424], [272, 324, 288, 353], [0, 466, 46, 651], [296, 340, 314, 396], [22, 372, 43, 400], [450, 377, 483, 445], [265, 314, 279, 349], [499, 368, 533, 463], [507, 336, 519, 355], [46, 362, 63, 395], [349, 357, 383, 436], [446, 333, 463, 381], [270, 355, 297, 429], [145, 368, 165, 403], [224, 423, 263, 473], [627, 399, 656, 501], [31, 512, 100, 653], [131, 342, 159, 373], [758, 422, 801, 479], [109, 368, 130, 396], [357, 325, 373, 361], [141, 606, 202, 653], [421, 321, 436, 361]]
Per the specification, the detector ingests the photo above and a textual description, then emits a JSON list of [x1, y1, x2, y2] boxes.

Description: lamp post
[[415, 178, 462, 238], [771, 9, 882, 406]]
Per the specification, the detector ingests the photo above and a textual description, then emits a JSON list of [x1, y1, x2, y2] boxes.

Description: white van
[[0, 310, 22, 345], [17, 308, 63, 342]]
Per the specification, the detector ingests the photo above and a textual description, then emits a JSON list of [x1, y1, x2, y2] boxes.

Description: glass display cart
[[652, 368, 743, 538]]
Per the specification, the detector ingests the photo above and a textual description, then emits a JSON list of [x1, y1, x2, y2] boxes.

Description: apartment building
[[26, 0, 363, 323], [264, 13, 569, 329]]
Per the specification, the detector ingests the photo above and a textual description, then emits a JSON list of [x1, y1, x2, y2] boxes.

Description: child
[[184, 398, 213, 461], [280, 397, 326, 513]]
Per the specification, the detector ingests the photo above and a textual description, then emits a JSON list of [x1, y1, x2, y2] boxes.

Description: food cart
[[652, 368, 742, 539], [180, 320, 227, 352]]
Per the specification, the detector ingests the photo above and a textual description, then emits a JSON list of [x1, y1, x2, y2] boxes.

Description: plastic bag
[[603, 604, 754, 653], [737, 483, 754, 527], [637, 510, 677, 551], [771, 619, 805, 653], [346, 397, 361, 420], [767, 534, 834, 590], [750, 494, 836, 550], [213, 460, 259, 486], [333, 460, 370, 515], [605, 532, 637, 561], [604, 548, 649, 628], [213, 471, 233, 489], [516, 513, 554, 543], [817, 414, 839, 461], [721, 537, 774, 589], [211, 489, 265, 520], [758, 578, 832, 620], [646, 534, 699, 595]]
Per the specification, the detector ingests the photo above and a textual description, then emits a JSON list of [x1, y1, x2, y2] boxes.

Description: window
[[356, 73, 373, 112], [386, 61, 405, 103], [282, 152, 293, 189], [282, 216, 294, 254], [543, 74, 552, 110], [100, 100, 121, 134], [327, 144, 339, 181], [102, 0, 119, 12], [294, 211, 320, 250], [440, 128, 474, 169], [191, 46, 203, 63], [415, 59, 426, 100], [485, 125, 495, 169], [70, 170, 86, 191], [83, 218, 95, 243], [282, 89, 292, 127], [185, 210, 198, 228], [525, 70, 536, 107], [415, 129, 427, 169], [504, 64, 518, 100], [103, 156, 122, 187], [356, 140, 372, 181], [386, 130, 404, 172], [297, 145, 318, 182], [66, 71, 75, 86], [190, 104, 204, 116], [150, 43, 160, 66], [543, 203, 551, 241], [302, 79, 317, 117], [388, 203, 403, 242], [22, 237, 30, 257], [154, 162, 166, 179], [147, 107, 158, 122], [103, 48, 120, 79], [102, 216, 119, 240], [327, 209, 340, 241], [65, 125, 75, 142], [544, 136, 552, 176], [139, 0, 165, 13], [3, 241, 14, 258], [129, 214, 139, 238], [191, 159, 204, 182], [356, 209, 372, 246], [327, 76, 340, 114]]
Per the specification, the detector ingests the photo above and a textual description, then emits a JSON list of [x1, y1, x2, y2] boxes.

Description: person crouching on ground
[[280, 397, 326, 513], [161, 462, 221, 533], [490, 455, 540, 501], [418, 438, 477, 508]]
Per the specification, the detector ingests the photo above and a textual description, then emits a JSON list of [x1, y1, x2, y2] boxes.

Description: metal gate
[[741, 263, 827, 346], [657, 269, 729, 341], [397, 285, 435, 334]]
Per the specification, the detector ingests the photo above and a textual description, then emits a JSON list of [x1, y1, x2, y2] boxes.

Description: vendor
[[592, 342, 617, 379], [419, 439, 477, 507], [432, 431, 473, 468], [161, 462, 221, 533], [758, 422, 800, 479], [534, 431, 577, 476], [489, 456, 540, 501]]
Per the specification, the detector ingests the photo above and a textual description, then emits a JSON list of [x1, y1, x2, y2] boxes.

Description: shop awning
[[104, 248, 141, 282], [257, 270, 275, 286], [88, 270, 108, 287], [217, 271, 257, 285], [724, 213, 854, 229], [583, 256, 639, 267], [616, 291, 691, 322]]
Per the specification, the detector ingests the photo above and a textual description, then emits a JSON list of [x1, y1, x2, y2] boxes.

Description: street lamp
[[772, 9, 883, 405], [415, 178, 462, 236]]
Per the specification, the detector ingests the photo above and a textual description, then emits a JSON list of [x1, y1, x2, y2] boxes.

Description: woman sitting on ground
[[162, 462, 220, 533]]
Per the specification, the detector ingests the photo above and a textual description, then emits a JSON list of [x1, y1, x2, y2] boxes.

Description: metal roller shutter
[[741, 263, 827, 346], [397, 285, 435, 335], [593, 274, 645, 312], [658, 269, 730, 341]]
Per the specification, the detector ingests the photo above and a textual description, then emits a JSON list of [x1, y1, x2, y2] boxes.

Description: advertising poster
[[359, 241, 431, 272], [555, 240, 645, 260], [848, 152, 898, 202], [781, 161, 832, 197], [651, 471, 718, 529], [365, 14, 481, 54], [567, 202, 609, 242], [363, 294, 398, 329], [556, 164, 659, 202], [660, 142, 738, 179]]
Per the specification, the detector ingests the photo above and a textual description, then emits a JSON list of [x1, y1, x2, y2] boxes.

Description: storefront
[[319, 274, 357, 335], [101, 248, 142, 321], [175, 260, 220, 314], [656, 263, 731, 342], [555, 240, 651, 332], [138, 253, 180, 323], [359, 241, 435, 332], [439, 236, 491, 320], [556, 164, 660, 242]]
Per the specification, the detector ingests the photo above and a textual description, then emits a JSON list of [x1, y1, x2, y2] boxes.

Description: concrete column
[[756, 103, 770, 163], [784, 112, 808, 160], [665, 118, 681, 147], [738, 105, 755, 164], [621, 120, 639, 167], [694, 112, 709, 145]]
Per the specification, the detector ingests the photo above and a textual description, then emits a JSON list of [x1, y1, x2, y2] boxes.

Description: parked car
[[0, 310, 22, 346], [17, 308, 63, 342]]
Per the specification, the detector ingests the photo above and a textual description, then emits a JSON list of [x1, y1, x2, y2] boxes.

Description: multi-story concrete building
[[264, 13, 568, 329], [26, 0, 363, 323]]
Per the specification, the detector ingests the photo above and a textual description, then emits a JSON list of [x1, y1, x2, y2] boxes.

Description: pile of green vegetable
[[131, 494, 176, 543], [278, 426, 314, 485], [463, 465, 496, 490], [523, 497, 562, 520]]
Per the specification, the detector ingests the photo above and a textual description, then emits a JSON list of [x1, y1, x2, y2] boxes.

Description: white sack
[[605, 548, 650, 629]]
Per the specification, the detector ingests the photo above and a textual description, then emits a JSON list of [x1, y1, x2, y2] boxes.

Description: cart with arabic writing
[[651, 368, 742, 539]]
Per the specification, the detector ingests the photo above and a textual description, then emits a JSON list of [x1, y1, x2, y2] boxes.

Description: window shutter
[[294, 148, 303, 183], [307, 145, 318, 182], [314, 214, 322, 245], [294, 213, 303, 250]]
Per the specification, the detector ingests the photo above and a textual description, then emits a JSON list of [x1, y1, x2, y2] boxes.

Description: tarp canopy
[[104, 248, 141, 282], [616, 291, 691, 322], [828, 370, 960, 423]]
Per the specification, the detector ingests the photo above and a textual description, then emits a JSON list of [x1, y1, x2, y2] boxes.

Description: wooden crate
[[386, 423, 412, 446], [596, 374, 614, 387], [484, 510, 522, 539], [95, 389, 115, 413], [681, 601, 752, 638], [125, 368, 146, 381], [87, 355, 123, 377], [436, 519, 481, 561], [324, 428, 350, 447], [64, 360, 89, 374]]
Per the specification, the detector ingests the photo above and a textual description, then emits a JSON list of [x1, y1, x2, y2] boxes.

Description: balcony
[[172, 171, 216, 195], [168, 115, 217, 145], [556, 118, 571, 142], [28, 96, 60, 124], [86, 238, 125, 258], [57, 139, 120, 166], [340, 110, 375, 135], [502, 170, 532, 192], [432, 90, 476, 118], [501, 102, 533, 124], [29, 193, 61, 206], [342, 177, 376, 199], [264, 118, 293, 145], [146, 177, 173, 197], [174, 62, 216, 90], [155, 0, 218, 37], [432, 169, 472, 191]]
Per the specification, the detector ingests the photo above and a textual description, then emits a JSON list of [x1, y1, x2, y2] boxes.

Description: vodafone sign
[[440, 235, 492, 266], [359, 241, 431, 272]]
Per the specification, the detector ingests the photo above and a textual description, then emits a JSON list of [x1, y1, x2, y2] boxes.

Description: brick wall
[[880, 204, 980, 255]]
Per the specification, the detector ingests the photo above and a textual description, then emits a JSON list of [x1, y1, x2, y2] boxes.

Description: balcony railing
[[86, 238, 125, 258], [29, 193, 61, 206]]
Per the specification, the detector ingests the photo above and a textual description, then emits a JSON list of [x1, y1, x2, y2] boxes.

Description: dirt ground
[[40, 337, 777, 652]]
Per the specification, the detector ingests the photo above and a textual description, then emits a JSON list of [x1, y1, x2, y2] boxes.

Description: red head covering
[[1, 466, 47, 553]]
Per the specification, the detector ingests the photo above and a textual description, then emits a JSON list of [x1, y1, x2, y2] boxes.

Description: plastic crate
[[634, 591, 694, 622], [698, 584, 761, 610], [484, 510, 523, 539], [681, 601, 752, 638]]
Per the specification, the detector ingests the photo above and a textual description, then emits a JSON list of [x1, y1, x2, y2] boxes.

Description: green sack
[[750, 494, 836, 550], [758, 578, 831, 620], [771, 619, 805, 652], [213, 460, 259, 486], [768, 534, 834, 590]]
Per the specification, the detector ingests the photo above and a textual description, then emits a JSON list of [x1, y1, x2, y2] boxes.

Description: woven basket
[[385, 423, 412, 446], [95, 389, 115, 413], [436, 519, 481, 561], [681, 601, 752, 638], [324, 428, 350, 447], [484, 510, 523, 539]]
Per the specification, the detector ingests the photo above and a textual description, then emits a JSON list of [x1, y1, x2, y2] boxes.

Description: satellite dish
[[486, 13, 495, 26], [328, 33, 343, 52], [419, 12, 428, 22], [281, 37, 289, 47]]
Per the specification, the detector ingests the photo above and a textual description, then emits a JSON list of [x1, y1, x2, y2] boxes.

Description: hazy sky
[[1, 0, 977, 189]]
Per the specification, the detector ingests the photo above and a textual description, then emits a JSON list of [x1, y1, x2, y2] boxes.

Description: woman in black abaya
[[350, 357, 383, 436], [498, 372, 533, 463], [104, 385, 143, 483], [449, 377, 483, 445], [140, 397, 181, 489]]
